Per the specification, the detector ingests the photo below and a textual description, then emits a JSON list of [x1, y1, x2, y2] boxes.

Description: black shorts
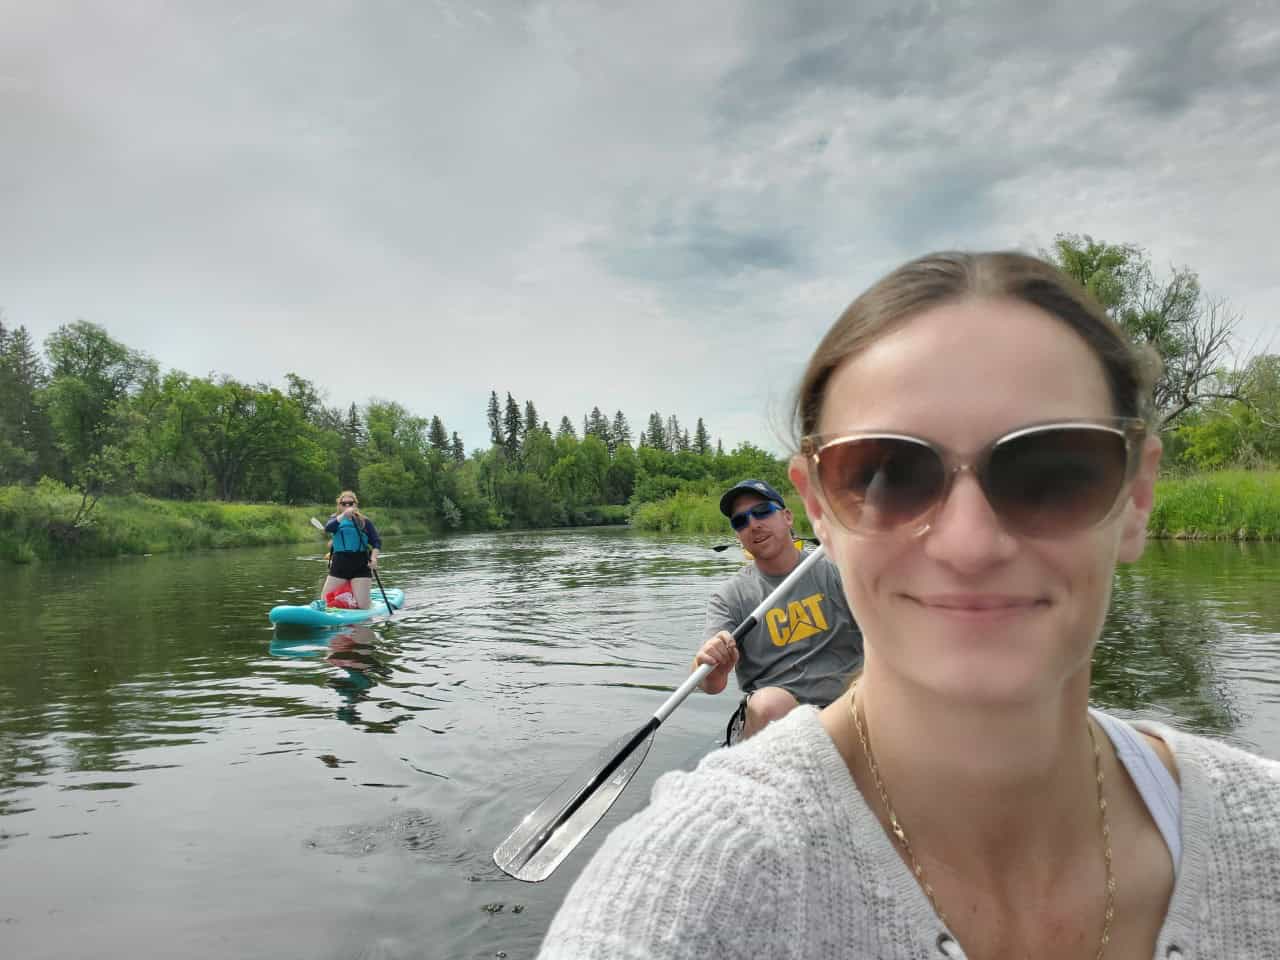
[[329, 551, 372, 581]]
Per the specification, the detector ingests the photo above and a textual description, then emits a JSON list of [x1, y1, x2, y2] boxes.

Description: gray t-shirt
[[703, 551, 863, 706]]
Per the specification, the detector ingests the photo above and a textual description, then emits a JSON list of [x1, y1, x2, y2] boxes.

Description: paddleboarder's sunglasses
[[800, 418, 1148, 540], [338, 499, 356, 506], [729, 501, 784, 531]]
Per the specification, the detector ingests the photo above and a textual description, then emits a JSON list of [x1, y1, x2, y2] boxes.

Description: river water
[[3, 529, 1278, 959]]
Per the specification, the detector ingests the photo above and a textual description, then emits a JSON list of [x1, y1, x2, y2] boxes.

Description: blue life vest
[[331, 516, 370, 554]]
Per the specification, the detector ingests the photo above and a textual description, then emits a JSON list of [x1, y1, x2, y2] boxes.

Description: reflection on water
[[1, 529, 1277, 959], [269, 625, 394, 730]]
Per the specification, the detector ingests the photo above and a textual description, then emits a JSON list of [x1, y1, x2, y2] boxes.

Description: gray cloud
[[0, 0, 1276, 452]]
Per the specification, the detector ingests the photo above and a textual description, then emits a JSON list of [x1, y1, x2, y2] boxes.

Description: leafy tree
[[172, 377, 300, 501], [1175, 354, 1280, 468], [522, 423, 557, 477], [284, 373, 324, 424], [43, 320, 156, 520], [1049, 234, 1243, 428], [358, 459, 418, 506], [604, 443, 638, 503], [365, 400, 427, 466]]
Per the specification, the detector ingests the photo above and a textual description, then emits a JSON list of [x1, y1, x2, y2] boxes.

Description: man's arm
[[694, 588, 743, 694]]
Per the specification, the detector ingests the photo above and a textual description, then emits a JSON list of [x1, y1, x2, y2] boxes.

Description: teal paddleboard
[[269, 588, 404, 629]]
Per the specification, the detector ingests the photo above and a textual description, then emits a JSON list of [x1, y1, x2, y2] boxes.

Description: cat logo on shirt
[[764, 592, 829, 647]]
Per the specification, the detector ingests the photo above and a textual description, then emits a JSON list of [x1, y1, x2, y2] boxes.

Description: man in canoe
[[321, 490, 383, 609], [694, 479, 863, 743]]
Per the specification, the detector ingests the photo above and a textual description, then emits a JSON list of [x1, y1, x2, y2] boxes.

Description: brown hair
[[792, 251, 1161, 442]]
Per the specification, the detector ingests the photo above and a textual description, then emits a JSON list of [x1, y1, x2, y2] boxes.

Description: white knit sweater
[[538, 707, 1280, 959]]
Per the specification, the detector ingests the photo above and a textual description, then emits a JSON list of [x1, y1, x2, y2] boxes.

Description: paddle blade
[[493, 724, 656, 882]]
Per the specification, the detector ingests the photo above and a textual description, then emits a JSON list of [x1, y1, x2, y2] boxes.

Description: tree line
[[0, 316, 787, 532], [1, 233, 1275, 533]]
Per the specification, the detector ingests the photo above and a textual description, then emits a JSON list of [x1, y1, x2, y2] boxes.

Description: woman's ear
[[789, 455, 828, 543], [1118, 434, 1162, 563]]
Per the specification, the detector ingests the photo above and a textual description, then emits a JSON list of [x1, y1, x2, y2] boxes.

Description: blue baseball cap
[[719, 479, 787, 517]]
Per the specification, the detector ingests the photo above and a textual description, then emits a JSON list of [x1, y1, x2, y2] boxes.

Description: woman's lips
[[907, 593, 1048, 620]]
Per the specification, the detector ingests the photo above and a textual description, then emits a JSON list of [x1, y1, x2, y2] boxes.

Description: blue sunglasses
[[730, 500, 783, 531]]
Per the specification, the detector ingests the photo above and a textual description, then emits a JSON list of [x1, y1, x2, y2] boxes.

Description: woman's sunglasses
[[800, 419, 1147, 540], [730, 500, 784, 531], [338, 500, 356, 507]]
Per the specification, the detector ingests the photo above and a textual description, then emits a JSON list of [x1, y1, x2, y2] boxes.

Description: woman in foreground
[[538, 252, 1280, 958]]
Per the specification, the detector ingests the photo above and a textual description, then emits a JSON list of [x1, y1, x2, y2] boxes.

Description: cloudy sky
[[3, 1, 1277, 453]]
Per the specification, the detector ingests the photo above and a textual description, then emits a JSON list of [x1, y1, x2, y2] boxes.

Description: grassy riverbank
[[5, 469, 1276, 564], [0, 481, 633, 564], [631, 489, 816, 537], [1149, 470, 1280, 540], [634, 470, 1280, 541], [0, 480, 439, 564]]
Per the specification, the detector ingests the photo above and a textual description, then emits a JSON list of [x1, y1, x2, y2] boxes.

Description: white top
[[538, 706, 1280, 959], [1092, 707, 1183, 872]]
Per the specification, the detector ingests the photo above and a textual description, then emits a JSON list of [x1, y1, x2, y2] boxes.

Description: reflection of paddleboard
[[269, 588, 404, 629]]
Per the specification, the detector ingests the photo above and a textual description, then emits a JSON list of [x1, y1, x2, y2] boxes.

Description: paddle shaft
[[506, 544, 827, 870]]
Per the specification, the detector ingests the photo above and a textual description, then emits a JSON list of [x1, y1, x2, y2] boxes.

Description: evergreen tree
[[0, 319, 54, 483], [503, 392, 522, 457], [587, 406, 609, 442], [716, 438, 724, 455], [582, 414, 589, 439], [693, 417, 711, 455], [680, 429, 690, 452], [338, 403, 363, 490], [524, 400, 539, 440], [541, 420, 551, 435], [666, 414, 682, 451], [610, 410, 631, 449], [486, 390, 502, 446], [450, 431, 465, 463], [645, 412, 666, 451], [556, 415, 577, 441], [637, 430, 647, 448], [428, 415, 450, 452]]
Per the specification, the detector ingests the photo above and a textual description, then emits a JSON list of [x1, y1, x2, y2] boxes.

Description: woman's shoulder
[[1132, 717, 1280, 829], [1135, 719, 1280, 780], [537, 708, 854, 958]]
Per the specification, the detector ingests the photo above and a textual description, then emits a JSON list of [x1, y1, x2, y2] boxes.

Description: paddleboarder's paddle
[[492, 544, 828, 883]]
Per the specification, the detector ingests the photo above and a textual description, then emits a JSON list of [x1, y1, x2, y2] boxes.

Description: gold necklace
[[848, 686, 1116, 958]]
